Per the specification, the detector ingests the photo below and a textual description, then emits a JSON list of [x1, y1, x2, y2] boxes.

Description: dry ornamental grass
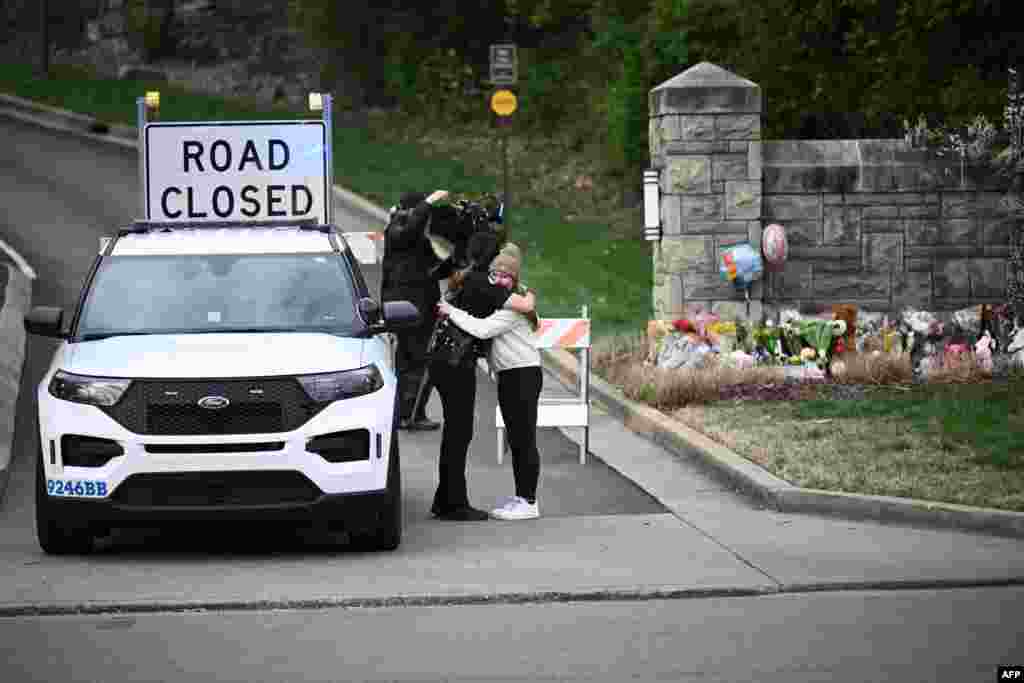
[[593, 333, 1024, 511]]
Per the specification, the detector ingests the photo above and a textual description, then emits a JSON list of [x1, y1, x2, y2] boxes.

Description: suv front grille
[[111, 471, 322, 507], [147, 402, 283, 435], [99, 378, 329, 435]]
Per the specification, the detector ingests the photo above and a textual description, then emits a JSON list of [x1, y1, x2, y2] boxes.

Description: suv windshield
[[77, 253, 362, 339]]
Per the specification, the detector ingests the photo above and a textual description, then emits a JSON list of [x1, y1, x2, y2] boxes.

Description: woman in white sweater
[[436, 244, 543, 520]]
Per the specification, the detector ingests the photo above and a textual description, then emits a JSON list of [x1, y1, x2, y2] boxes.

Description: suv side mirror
[[357, 297, 381, 324], [381, 301, 421, 332], [24, 306, 66, 338]]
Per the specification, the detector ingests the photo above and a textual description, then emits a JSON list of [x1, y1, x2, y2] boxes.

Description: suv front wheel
[[348, 430, 401, 552], [35, 439, 96, 555]]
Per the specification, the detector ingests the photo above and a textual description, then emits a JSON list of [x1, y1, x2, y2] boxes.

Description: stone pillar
[[649, 62, 764, 322]]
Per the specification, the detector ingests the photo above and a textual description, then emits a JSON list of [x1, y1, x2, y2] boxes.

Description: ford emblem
[[197, 395, 230, 410]]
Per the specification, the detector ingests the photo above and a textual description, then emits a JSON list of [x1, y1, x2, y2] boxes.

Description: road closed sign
[[144, 121, 329, 223]]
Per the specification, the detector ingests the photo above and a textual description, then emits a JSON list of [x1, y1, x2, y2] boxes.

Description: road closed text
[[161, 183, 314, 219], [145, 123, 328, 223], [160, 139, 313, 219]]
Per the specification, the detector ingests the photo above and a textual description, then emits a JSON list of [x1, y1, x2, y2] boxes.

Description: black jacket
[[381, 196, 445, 312]]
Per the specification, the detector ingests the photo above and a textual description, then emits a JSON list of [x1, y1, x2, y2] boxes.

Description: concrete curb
[[5, 89, 1023, 540], [4, 575, 1024, 617], [540, 347, 1024, 540], [0, 93, 137, 150], [0, 263, 31, 504]]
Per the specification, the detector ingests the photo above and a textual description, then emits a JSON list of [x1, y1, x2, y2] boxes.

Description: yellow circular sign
[[491, 90, 517, 116]]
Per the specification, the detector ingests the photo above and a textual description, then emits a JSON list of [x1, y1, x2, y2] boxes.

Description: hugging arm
[[443, 306, 522, 340], [504, 289, 535, 313]]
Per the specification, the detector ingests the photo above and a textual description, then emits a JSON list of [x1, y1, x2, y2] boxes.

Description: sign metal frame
[[140, 120, 330, 225], [137, 95, 334, 225]]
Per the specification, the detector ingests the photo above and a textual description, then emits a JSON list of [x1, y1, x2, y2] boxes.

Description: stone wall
[[763, 140, 1012, 314], [649, 62, 1014, 321]]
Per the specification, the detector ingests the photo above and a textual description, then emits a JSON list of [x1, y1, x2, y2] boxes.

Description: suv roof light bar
[[122, 219, 325, 235]]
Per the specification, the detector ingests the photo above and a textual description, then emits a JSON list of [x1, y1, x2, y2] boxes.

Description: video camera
[[424, 195, 505, 275]]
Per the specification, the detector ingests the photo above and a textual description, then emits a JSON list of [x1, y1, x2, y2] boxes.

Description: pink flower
[[975, 333, 994, 372], [945, 343, 968, 357]]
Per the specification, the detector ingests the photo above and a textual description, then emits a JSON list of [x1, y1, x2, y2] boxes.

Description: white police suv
[[24, 219, 419, 554]]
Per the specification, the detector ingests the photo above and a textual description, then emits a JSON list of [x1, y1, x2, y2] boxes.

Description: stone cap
[[650, 62, 761, 116], [652, 62, 758, 90]]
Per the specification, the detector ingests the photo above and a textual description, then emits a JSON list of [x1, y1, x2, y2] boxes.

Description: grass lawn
[[0, 62, 652, 339], [671, 377, 1024, 511]]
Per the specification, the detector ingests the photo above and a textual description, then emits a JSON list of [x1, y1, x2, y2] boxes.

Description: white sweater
[[444, 305, 540, 373]]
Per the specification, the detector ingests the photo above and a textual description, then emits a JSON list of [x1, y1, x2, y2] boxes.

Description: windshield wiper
[[78, 331, 154, 341], [191, 327, 301, 334]]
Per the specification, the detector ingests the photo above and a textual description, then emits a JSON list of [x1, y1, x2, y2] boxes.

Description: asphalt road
[[2, 587, 1022, 682]]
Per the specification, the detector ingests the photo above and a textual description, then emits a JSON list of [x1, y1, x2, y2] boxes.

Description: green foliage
[[605, 48, 647, 175], [518, 59, 569, 129], [410, 49, 482, 123]]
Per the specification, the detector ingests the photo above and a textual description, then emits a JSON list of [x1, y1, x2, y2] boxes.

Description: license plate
[[47, 479, 108, 498]]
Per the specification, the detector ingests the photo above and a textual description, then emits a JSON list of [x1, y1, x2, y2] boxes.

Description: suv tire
[[35, 439, 95, 555], [349, 429, 401, 552]]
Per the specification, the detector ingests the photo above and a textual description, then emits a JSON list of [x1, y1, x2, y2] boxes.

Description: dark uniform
[[381, 193, 450, 429]]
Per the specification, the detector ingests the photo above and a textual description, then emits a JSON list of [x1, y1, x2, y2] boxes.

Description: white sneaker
[[490, 496, 539, 520]]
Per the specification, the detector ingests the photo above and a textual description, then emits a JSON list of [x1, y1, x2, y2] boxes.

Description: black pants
[[395, 318, 435, 420], [497, 366, 542, 503], [429, 358, 477, 511]]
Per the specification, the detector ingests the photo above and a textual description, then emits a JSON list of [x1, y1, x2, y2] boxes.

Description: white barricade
[[496, 305, 591, 465]]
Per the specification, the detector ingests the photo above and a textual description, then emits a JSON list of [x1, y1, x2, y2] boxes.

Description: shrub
[[926, 354, 994, 384], [832, 352, 913, 386]]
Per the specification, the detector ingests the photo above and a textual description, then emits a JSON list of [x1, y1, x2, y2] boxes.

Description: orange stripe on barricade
[[556, 320, 590, 348]]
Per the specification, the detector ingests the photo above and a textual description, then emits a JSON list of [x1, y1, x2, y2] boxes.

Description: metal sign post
[[491, 89, 517, 227], [322, 93, 334, 225], [490, 44, 517, 223], [137, 96, 147, 219]]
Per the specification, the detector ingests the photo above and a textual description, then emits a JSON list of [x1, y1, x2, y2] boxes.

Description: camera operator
[[381, 189, 452, 431]]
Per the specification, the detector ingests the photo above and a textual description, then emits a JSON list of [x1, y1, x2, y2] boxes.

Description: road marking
[[0, 236, 36, 280]]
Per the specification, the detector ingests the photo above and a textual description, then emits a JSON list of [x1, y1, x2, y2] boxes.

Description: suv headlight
[[297, 365, 384, 402], [49, 371, 132, 407]]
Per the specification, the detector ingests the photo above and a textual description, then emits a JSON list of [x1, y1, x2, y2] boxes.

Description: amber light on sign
[[144, 91, 160, 110]]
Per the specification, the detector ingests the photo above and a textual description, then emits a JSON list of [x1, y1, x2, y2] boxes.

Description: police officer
[[381, 189, 451, 430]]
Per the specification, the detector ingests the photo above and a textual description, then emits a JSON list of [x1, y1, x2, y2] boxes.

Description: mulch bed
[[716, 380, 873, 402]]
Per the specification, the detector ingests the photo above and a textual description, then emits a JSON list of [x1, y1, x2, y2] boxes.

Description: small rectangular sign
[[144, 121, 329, 224], [490, 43, 517, 84], [999, 666, 1024, 681]]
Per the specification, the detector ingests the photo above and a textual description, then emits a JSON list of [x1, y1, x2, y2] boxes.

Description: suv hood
[[62, 333, 370, 378]]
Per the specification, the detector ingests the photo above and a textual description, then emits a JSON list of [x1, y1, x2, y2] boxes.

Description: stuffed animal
[[974, 331, 994, 373]]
